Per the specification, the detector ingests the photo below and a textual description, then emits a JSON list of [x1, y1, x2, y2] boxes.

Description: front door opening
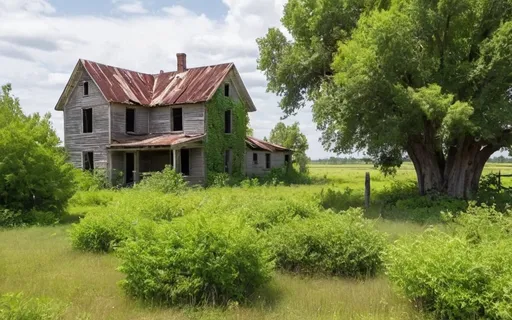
[[126, 153, 135, 184], [181, 149, 190, 176]]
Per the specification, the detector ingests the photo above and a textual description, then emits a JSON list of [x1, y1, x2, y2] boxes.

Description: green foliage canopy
[[268, 121, 309, 171], [258, 0, 512, 197], [0, 84, 74, 217]]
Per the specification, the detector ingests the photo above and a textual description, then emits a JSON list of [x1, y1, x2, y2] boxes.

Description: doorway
[[126, 153, 135, 184], [181, 149, 190, 176]]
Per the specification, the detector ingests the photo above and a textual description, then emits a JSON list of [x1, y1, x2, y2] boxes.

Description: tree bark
[[406, 134, 501, 199]]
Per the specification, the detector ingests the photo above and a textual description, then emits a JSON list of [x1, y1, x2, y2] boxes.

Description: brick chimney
[[177, 53, 187, 73]]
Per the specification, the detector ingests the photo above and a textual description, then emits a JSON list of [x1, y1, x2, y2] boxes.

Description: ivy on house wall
[[205, 89, 248, 184]]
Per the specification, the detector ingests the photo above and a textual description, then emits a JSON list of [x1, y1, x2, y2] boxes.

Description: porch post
[[134, 151, 140, 183]]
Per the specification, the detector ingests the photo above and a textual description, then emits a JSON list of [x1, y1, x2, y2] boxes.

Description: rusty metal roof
[[81, 59, 234, 107], [246, 136, 291, 152], [109, 133, 204, 149]]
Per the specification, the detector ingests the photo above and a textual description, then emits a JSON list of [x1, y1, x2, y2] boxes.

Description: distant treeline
[[312, 155, 512, 165]]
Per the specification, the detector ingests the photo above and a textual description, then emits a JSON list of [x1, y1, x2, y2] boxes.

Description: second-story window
[[172, 108, 183, 131], [83, 81, 89, 96], [224, 110, 232, 133], [83, 108, 93, 133], [126, 108, 135, 133], [224, 83, 229, 97]]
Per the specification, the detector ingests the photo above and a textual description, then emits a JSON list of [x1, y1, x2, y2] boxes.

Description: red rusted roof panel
[[81, 59, 232, 107], [246, 136, 291, 152], [110, 134, 204, 148]]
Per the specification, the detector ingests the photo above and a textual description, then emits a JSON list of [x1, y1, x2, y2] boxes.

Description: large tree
[[268, 122, 309, 172], [258, 0, 512, 198]]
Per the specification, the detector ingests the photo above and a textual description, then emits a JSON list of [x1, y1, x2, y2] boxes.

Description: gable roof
[[55, 59, 256, 111], [246, 136, 292, 152]]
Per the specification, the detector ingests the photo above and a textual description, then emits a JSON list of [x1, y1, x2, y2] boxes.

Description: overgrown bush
[[74, 169, 122, 191], [269, 208, 386, 277], [237, 198, 321, 231], [260, 167, 311, 185], [0, 208, 60, 228], [69, 210, 139, 252], [375, 182, 467, 223], [477, 173, 512, 212], [118, 214, 273, 305], [0, 293, 64, 320], [0, 84, 75, 219], [318, 187, 364, 212], [385, 204, 512, 319], [135, 166, 188, 193]]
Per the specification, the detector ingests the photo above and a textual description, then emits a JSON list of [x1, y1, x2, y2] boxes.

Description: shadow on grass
[[59, 213, 83, 225]]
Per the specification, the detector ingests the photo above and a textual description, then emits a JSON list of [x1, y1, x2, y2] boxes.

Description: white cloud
[[114, 1, 148, 14], [0, 0, 337, 159]]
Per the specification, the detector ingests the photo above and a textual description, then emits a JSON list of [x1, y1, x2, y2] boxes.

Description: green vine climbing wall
[[205, 89, 248, 184]]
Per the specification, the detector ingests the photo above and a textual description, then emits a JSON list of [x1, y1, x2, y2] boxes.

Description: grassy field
[[1, 163, 510, 319]]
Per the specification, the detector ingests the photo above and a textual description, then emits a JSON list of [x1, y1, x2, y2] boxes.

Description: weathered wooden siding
[[111, 103, 149, 136], [148, 104, 205, 134], [183, 104, 205, 134], [149, 107, 171, 133], [245, 150, 291, 176], [63, 65, 109, 169], [184, 148, 205, 185]]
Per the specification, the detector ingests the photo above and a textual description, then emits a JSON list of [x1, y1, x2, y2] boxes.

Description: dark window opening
[[224, 110, 232, 133], [126, 108, 135, 133], [253, 153, 258, 165], [265, 153, 271, 169], [83, 108, 93, 133], [172, 108, 183, 131], [126, 153, 135, 184], [83, 81, 89, 96], [285, 154, 290, 165], [181, 149, 190, 175], [83, 152, 94, 171], [224, 149, 231, 173], [224, 83, 230, 97]]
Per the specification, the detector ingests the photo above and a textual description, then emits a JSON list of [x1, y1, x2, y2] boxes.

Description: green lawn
[[2, 163, 509, 319]]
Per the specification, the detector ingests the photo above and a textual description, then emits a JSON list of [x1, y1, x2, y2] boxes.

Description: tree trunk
[[407, 135, 500, 199]]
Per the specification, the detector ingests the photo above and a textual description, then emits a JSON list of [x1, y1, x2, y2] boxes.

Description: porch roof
[[109, 133, 204, 149]]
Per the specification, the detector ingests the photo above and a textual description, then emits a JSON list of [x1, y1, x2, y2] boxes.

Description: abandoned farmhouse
[[55, 54, 292, 185]]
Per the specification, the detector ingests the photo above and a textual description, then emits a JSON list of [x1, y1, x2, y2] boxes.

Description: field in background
[[2, 163, 512, 319]]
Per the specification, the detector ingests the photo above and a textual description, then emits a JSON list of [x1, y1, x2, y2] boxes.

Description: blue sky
[[0, 0, 342, 159], [51, 0, 228, 19]]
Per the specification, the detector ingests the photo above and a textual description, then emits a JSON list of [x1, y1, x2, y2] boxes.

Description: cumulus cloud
[[0, 0, 335, 159]]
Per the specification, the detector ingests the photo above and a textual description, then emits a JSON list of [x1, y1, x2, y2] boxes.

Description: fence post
[[498, 170, 502, 191], [365, 172, 370, 209]]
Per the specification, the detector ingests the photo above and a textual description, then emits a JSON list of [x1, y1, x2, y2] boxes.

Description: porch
[[108, 133, 205, 185]]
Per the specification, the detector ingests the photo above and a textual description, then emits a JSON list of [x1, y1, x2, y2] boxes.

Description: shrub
[[74, 169, 122, 191], [268, 208, 386, 277], [0, 293, 64, 320], [238, 198, 321, 231], [385, 205, 512, 319], [118, 214, 273, 305], [0, 208, 23, 227], [318, 187, 364, 212], [69, 210, 139, 252], [0, 84, 75, 217], [135, 166, 187, 193], [0, 208, 59, 228], [261, 167, 311, 185], [69, 190, 115, 207]]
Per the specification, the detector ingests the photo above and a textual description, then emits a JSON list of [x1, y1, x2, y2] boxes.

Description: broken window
[[225, 149, 232, 173], [224, 83, 230, 97], [83, 81, 89, 96], [83, 152, 94, 171], [126, 108, 135, 133], [172, 108, 183, 131], [253, 153, 258, 165], [265, 153, 271, 169], [83, 108, 93, 133], [224, 110, 232, 133]]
